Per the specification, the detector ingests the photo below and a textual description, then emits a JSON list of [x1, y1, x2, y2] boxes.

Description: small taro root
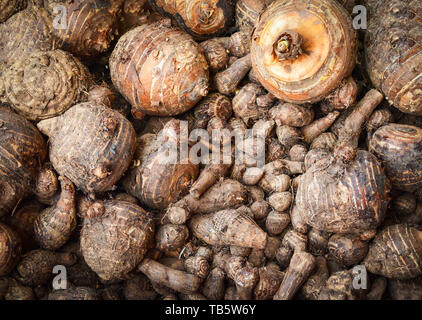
[[320, 77, 358, 112], [242, 167, 264, 186], [16, 249, 77, 286], [4, 279, 35, 300], [149, 0, 235, 40], [236, 0, 266, 35], [318, 269, 362, 300], [274, 251, 316, 300], [365, 0, 422, 114], [81, 200, 155, 281], [301, 111, 340, 144], [276, 125, 302, 149], [307, 228, 330, 256], [310, 132, 337, 151], [299, 256, 329, 300], [327, 234, 368, 267], [200, 38, 230, 72], [0, 49, 93, 121], [0, 0, 26, 23], [201, 267, 226, 300], [190, 209, 267, 249], [156, 224, 189, 252], [34, 177, 77, 251], [37, 102, 136, 194], [5, 201, 43, 251], [0, 223, 22, 276], [193, 93, 232, 129], [250, 200, 271, 220], [48, 286, 97, 300], [289, 144, 307, 162], [123, 119, 199, 210], [254, 263, 284, 300], [110, 19, 209, 117], [269, 103, 314, 128], [190, 163, 232, 199], [251, 0, 357, 104], [184, 255, 211, 279], [232, 83, 265, 126], [0, 108, 47, 217], [369, 124, 422, 192], [366, 108, 394, 133], [215, 54, 252, 95], [268, 192, 292, 212], [41, 0, 122, 60], [296, 90, 389, 234], [363, 224, 422, 279], [138, 258, 202, 294], [265, 211, 290, 236], [33, 164, 59, 203], [282, 229, 308, 253]]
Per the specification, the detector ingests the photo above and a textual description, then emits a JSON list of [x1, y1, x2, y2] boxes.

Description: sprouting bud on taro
[[81, 200, 155, 281], [37, 102, 136, 195], [0, 108, 47, 217], [110, 19, 209, 117]]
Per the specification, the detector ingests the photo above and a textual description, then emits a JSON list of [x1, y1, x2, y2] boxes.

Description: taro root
[[37, 102, 136, 195], [201, 267, 225, 300], [295, 90, 389, 235], [0, 108, 47, 217], [363, 224, 422, 279], [269, 103, 314, 128], [34, 177, 77, 250], [110, 19, 209, 117], [254, 263, 284, 300], [365, 0, 422, 115], [369, 124, 422, 192], [0, 50, 93, 121], [16, 249, 77, 286], [148, 0, 235, 40], [251, 0, 357, 104], [327, 234, 368, 267], [193, 93, 232, 129], [81, 200, 154, 281], [235, 0, 266, 35], [0, 223, 22, 276], [3, 278, 35, 300], [33, 164, 59, 203], [189, 209, 267, 249], [232, 83, 265, 126], [0, 6, 54, 71], [0, 0, 26, 23], [41, 0, 123, 60], [123, 119, 199, 210], [215, 54, 252, 95]]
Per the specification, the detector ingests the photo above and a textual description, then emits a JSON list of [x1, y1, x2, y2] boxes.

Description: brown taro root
[[156, 224, 189, 252], [274, 251, 316, 300], [193, 93, 232, 129], [365, 0, 422, 115], [123, 119, 199, 210], [167, 179, 248, 224], [327, 234, 369, 267], [369, 124, 422, 192], [366, 109, 394, 134], [37, 103, 136, 195], [5, 201, 43, 251], [16, 249, 77, 286], [33, 164, 59, 203], [0, 108, 47, 217], [189, 209, 267, 249], [0, 49, 93, 121], [110, 19, 209, 117], [318, 269, 363, 300], [320, 77, 358, 113], [138, 258, 202, 294], [254, 263, 284, 300], [148, 0, 235, 40], [34, 177, 77, 251], [0, 6, 54, 71], [81, 200, 154, 281], [363, 224, 422, 279], [310, 132, 337, 151], [235, 0, 266, 35], [251, 0, 357, 104], [184, 255, 211, 279], [202, 267, 225, 300], [295, 90, 389, 235], [299, 256, 330, 300], [0, 223, 21, 276], [48, 286, 98, 300], [41, 0, 123, 60], [215, 54, 252, 95], [0, 0, 26, 23], [301, 111, 340, 144], [232, 83, 265, 126], [189, 163, 232, 199], [269, 103, 314, 128]]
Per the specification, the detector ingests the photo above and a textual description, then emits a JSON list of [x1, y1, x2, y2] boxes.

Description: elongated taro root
[[81, 200, 154, 281], [138, 258, 202, 294], [123, 119, 199, 210], [251, 0, 357, 104], [37, 103, 136, 194], [16, 249, 77, 286], [34, 177, 76, 250], [0, 223, 21, 276], [301, 111, 340, 144], [295, 90, 389, 235], [149, 0, 235, 40], [363, 224, 422, 279], [189, 209, 267, 249], [0, 6, 54, 71], [0, 50, 93, 121], [0, 108, 47, 217], [369, 124, 422, 192], [215, 54, 252, 95], [236, 0, 266, 35], [110, 19, 209, 117], [365, 0, 422, 114]]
